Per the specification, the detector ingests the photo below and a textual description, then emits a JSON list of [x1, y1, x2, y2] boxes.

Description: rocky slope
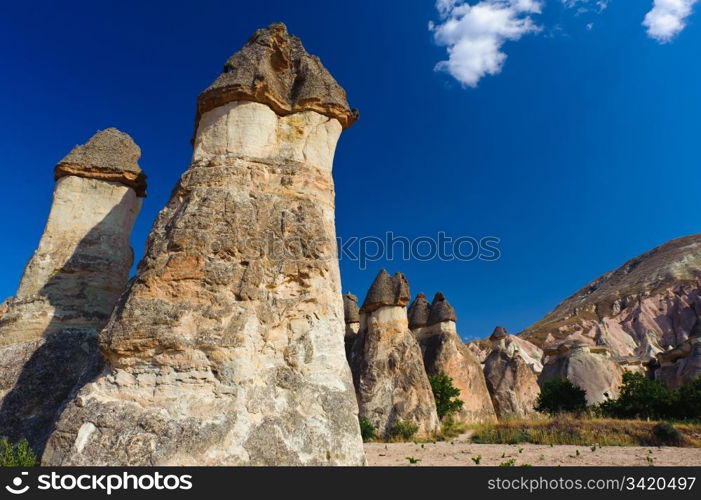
[[519, 234, 701, 359]]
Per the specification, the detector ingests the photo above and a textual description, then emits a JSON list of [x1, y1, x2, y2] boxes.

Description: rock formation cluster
[[349, 270, 440, 438], [0, 128, 145, 454], [42, 23, 365, 466], [414, 293, 496, 423], [2, 20, 701, 469]]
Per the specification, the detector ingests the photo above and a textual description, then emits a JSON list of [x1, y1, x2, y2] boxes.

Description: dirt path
[[364, 441, 701, 466]]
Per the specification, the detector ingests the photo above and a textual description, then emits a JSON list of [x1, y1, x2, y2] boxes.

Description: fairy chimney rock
[[350, 271, 440, 438], [43, 23, 365, 466], [361, 269, 410, 313], [0, 128, 144, 455], [407, 293, 430, 331]]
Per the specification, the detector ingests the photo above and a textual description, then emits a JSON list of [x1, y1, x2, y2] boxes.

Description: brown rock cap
[[426, 292, 457, 326], [408, 293, 430, 329], [343, 292, 360, 324], [361, 269, 410, 313], [490, 326, 508, 340], [197, 23, 358, 130], [55, 128, 146, 197]]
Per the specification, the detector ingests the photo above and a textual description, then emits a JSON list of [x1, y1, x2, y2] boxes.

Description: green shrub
[[391, 420, 419, 441], [598, 372, 676, 420], [652, 422, 684, 446], [0, 439, 38, 467], [429, 372, 464, 419], [359, 417, 376, 442], [676, 377, 701, 419], [535, 378, 587, 415]]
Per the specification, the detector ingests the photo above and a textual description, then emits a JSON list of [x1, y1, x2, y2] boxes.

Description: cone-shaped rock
[[197, 22, 357, 130], [419, 293, 496, 423], [350, 271, 440, 438], [343, 292, 360, 359], [0, 128, 144, 454], [43, 24, 365, 466], [426, 292, 456, 325], [408, 293, 430, 330], [490, 326, 507, 340], [361, 269, 410, 313], [539, 341, 623, 404]]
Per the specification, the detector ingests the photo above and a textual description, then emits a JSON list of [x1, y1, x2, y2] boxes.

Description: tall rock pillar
[[43, 23, 365, 466], [417, 293, 497, 423], [350, 270, 441, 438], [0, 128, 145, 453]]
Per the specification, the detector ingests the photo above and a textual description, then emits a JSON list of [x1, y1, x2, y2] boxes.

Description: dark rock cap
[[197, 23, 358, 130], [361, 269, 410, 313], [407, 293, 430, 329], [343, 292, 360, 324], [426, 292, 457, 326], [490, 326, 508, 340], [55, 128, 147, 197]]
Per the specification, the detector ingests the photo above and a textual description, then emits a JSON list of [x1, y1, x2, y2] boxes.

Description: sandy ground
[[364, 440, 701, 466]]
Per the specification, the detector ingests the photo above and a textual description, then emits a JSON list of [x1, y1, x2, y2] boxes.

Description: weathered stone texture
[[43, 26, 364, 466], [483, 347, 540, 419], [539, 342, 624, 404], [418, 294, 496, 423], [350, 272, 440, 438], [197, 23, 357, 130], [0, 129, 143, 454]]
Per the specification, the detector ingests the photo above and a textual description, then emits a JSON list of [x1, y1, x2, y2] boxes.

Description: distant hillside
[[518, 234, 701, 357]]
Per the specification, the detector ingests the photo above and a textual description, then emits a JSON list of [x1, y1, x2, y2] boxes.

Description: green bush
[[535, 378, 587, 415], [652, 422, 684, 446], [676, 377, 701, 419], [598, 372, 676, 420], [429, 372, 464, 419], [391, 420, 419, 441], [359, 417, 376, 442], [0, 439, 38, 467]]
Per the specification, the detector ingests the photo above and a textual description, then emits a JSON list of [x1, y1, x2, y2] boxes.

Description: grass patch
[[469, 416, 701, 447]]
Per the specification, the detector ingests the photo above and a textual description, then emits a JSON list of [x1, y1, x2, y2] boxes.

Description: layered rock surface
[[350, 272, 440, 438], [43, 24, 365, 466], [417, 293, 496, 423], [654, 305, 701, 389], [0, 129, 144, 453], [483, 328, 540, 418], [519, 234, 701, 360], [539, 341, 624, 404]]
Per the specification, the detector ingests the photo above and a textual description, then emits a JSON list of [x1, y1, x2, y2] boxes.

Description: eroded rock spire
[[43, 24, 364, 466], [0, 128, 144, 455]]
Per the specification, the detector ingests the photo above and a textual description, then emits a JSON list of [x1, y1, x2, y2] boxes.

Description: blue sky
[[1, 1, 699, 341]]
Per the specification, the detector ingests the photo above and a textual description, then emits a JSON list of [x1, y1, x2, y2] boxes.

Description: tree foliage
[[429, 372, 464, 419], [535, 378, 587, 415]]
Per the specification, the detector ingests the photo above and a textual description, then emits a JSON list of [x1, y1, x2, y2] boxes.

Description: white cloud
[[562, 0, 609, 13], [643, 0, 699, 42], [431, 0, 543, 87]]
